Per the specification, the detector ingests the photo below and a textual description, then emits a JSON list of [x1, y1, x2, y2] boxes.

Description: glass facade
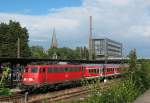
[[92, 38, 122, 59]]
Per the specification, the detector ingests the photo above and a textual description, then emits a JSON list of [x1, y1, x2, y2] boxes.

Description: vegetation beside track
[[56, 49, 150, 103]]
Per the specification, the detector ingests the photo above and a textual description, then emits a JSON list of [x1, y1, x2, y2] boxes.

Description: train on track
[[21, 64, 128, 90]]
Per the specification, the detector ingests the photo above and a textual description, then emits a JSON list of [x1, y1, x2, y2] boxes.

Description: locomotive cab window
[[31, 67, 38, 73], [24, 68, 29, 72]]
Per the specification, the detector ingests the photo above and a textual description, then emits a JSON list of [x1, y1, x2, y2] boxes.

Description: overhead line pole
[[17, 38, 20, 58]]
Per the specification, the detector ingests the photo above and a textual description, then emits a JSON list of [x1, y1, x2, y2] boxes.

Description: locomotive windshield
[[31, 67, 38, 73], [24, 67, 38, 73]]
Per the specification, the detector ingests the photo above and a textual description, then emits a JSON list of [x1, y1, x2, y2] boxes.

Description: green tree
[[83, 46, 89, 60], [48, 46, 89, 60], [30, 46, 47, 58], [48, 47, 76, 59], [0, 20, 31, 57], [129, 48, 137, 72], [74, 47, 82, 59]]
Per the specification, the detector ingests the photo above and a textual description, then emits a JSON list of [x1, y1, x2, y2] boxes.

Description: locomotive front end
[[21, 66, 39, 89]]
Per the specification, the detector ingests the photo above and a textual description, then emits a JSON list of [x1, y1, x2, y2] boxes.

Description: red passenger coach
[[83, 65, 103, 79], [104, 64, 119, 76], [22, 64, 83, 88], [104, 64, 128, 77]]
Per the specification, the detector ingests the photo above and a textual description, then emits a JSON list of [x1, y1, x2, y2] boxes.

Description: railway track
[[0, 94, 25, 103], [28, 79, 120, 103], [0, 79, 120, 103]]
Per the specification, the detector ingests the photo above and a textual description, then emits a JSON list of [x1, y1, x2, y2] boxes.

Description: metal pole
[[10, 63, 13, 88], [25, 92, 28, 103], [17, 38, 20, 58], [0, 62, 1, 72], [104, 55, 108, 83]]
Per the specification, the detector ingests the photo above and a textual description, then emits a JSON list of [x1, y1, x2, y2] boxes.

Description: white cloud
[[0, 0, 150, 57]]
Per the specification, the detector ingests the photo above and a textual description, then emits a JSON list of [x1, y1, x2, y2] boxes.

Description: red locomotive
[[21, 64, 128, 90]]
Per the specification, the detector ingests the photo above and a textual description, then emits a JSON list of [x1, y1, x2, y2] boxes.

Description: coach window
[[43, 68, 45, 72], [53, 68, 56, 72], [89, 69, 91, 73], [94, 69, 96, 74], [91, 69, 93, 73], [65, 68, 68, 72], [68, 68, 72, 72], [51, 68, 55, 72], [58, 68, 62, 72], [97, 69, 99, 73], [76, 68, 80, 72], [70, 68, 73, 72], [60, 68, 64, 72], [92, 69, 94, 73], [67, 68, 71, 72], [68, 68, 70, 72], [73, 68, 76, 72], [89, 69, 90, 73], [74, 68, 78, 72], [31, 67, 38, 73], [61, 68, 64, 72], [57, 68, 60, 72], [54, 68, 57, 72], [71, 68, 74, 72], [89, 69, 92, 73], [48, 68, 52, 72]]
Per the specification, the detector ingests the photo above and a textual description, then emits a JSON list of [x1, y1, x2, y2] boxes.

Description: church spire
[[51, 28, 58, 48]]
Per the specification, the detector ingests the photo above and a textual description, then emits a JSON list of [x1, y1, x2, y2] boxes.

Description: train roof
[[26, 64, 82, 68]]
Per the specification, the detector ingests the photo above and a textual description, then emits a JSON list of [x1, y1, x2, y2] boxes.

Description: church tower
[[51, 28, 58, 48]]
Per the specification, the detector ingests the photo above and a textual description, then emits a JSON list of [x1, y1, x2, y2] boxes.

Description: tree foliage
[[30, 46, 47, 58], [129, 48, 137, 72], [48, 46, 89, 60], [0, 20, 31, 57]]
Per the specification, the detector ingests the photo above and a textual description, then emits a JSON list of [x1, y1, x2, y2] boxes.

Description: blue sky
[[0, 0, 150, 57], [0, 0, 82, 15]]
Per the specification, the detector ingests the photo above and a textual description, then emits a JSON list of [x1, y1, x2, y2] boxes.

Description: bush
[[79, 62, 150, 103], [0, 88, 11, 96]]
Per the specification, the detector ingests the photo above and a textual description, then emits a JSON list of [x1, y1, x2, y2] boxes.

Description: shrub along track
[[28, 79, 121, 103], [0, 79, 121, 103]]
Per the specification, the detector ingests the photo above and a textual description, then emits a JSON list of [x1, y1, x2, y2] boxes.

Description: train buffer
[[133, 89, 150, 103]]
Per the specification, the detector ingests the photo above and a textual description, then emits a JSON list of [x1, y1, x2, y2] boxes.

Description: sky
[[0, 0, 150, 57]]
